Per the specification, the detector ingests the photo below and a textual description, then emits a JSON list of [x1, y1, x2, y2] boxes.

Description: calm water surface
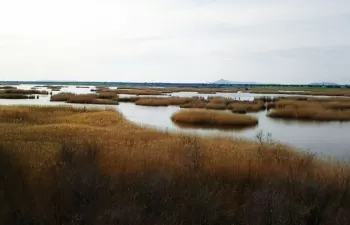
[[1, 85, 350, 160]]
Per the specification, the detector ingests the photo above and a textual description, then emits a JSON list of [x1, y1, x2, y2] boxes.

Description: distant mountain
[[213, 79, 258, 85], [309, 82, 340, 86]]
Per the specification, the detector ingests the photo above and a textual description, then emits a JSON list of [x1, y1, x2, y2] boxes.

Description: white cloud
[[0, 0, 350, 83]]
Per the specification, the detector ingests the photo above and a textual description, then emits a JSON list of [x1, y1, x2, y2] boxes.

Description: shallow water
[[1, 84, 350, 160]]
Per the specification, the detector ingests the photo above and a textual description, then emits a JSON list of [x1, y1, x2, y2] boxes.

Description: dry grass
[[171, 109, 258, 127], [1, 106, 350, 224]]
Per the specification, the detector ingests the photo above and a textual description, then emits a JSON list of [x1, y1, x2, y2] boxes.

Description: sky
[[0, 0, 350, 84]]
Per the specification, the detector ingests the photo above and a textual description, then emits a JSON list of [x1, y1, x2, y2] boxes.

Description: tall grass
[[1, 106, 350, 224]]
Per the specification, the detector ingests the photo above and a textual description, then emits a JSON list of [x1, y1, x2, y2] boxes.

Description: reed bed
[[171, 109, 258, 127], [115, 89, 165, 96], [0, 106, 350, 224], [268, 98, 350, 121], [268, 107, 350, 121], [134, 97, 192, 106], [135, 98, 169, 106], [50, 93, 118, 105], [50, 93, 77, 101], [230, 102, 266, 113], [98, 92, 118, 99], [251, 88, 350, 96], [204, 102, 227, 110]]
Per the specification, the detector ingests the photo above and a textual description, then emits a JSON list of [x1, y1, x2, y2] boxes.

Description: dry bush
[[171, 109, 258, 127]]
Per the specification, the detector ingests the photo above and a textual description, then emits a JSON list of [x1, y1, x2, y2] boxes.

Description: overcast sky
[[1, 0, 350, 84]]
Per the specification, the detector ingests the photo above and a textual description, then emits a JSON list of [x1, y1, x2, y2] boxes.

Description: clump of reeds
[[171, 109, 258, 127]]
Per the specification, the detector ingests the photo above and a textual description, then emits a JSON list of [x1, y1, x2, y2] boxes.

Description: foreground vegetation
[[1, 106, 350, 224]]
